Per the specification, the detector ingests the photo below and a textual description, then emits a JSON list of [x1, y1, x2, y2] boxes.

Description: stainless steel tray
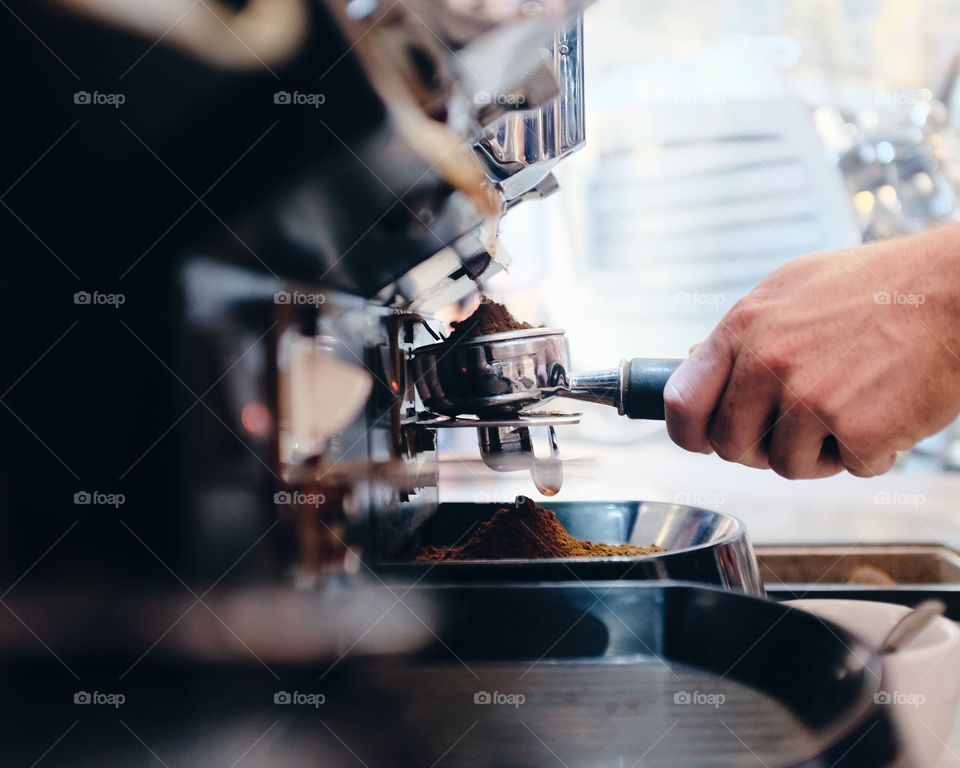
[[757, 545, 960, 587], [378, 501, 762, 595]]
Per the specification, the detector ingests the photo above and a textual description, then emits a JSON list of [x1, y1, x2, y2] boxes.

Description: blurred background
[[442, 0, 960, 543]]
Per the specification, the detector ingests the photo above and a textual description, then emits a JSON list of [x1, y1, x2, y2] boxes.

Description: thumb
[[664, 333, 735, 454]]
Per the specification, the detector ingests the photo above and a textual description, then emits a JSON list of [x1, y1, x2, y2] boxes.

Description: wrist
[[909, 224, 960, 364], [920, 224, 960, 320]]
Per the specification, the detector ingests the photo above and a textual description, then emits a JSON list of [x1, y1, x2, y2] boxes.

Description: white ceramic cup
[[786, 599, 960, 767]]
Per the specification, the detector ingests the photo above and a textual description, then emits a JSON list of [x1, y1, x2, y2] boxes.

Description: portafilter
[[411, 327, 682, 419], [410, 328, 682, 494]]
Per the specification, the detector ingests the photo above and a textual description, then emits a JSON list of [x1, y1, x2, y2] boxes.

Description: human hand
[[664, 225, 960, 478]]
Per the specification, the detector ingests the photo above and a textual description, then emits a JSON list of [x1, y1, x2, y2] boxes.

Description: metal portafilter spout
[[476, 423, 563, 496]]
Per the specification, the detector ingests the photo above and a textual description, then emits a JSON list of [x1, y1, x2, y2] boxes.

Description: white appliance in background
[[490, 37, 860, 444], [545, 98, 860, 365]]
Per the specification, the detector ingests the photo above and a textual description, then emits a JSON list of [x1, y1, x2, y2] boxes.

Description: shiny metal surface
[[16, 584, 902, 768], [415, 412, 581, 428], [565, 362, 626, 410], [756, 545, 960, 587], [381, 500, 764, 596], [476, 16, 587, 201], [412, 328, 674, 419], [476, 425, 535, 471], [412, 328, 571, 416]]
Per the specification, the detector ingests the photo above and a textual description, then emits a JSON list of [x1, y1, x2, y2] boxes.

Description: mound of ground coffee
[[444, 297, 533, 345], [416, 496, 664, 561]]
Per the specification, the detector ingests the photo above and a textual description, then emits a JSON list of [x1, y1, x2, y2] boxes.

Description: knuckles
[[767, 451, 799, 479], [829, 412, 890, 458], [707, 433, 740, 463], [721, 299, 761, 338]]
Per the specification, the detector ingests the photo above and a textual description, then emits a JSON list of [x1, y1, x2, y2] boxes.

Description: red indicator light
[[241, 402, 272, 436]]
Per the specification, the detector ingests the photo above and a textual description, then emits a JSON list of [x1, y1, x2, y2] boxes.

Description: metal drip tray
[[757, 544, 960, 620], [756, 545, 960, 587]]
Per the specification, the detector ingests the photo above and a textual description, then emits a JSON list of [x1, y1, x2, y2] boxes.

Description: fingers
[[707, 353, 780, 469], [838, 443, 898, 478], [768, 405, 844, 479], [664, 334, 734, 454], [667, 326, 900, 479]]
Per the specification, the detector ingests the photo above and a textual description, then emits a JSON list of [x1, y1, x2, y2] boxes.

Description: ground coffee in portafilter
[[416, 496, 664, 561], [444, 297, 533, 345]]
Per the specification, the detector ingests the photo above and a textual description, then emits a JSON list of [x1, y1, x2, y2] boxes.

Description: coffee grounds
[[444, 297, 533, 345], [416, 496, 664, 561]]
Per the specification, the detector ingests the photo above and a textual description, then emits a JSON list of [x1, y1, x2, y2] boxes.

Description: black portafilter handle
[[619, 358, 684, 420]]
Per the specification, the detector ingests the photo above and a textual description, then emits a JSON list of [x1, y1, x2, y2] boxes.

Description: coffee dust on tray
[[416, 496, 664, 561], [444, 297, 533, 345]]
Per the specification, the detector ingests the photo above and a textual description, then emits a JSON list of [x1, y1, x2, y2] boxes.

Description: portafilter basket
[[411, 327, 683, 419]]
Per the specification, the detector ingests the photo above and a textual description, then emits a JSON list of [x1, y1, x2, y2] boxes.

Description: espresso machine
[[0, 4, 908, 766], [0, 0, 596, 654]]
